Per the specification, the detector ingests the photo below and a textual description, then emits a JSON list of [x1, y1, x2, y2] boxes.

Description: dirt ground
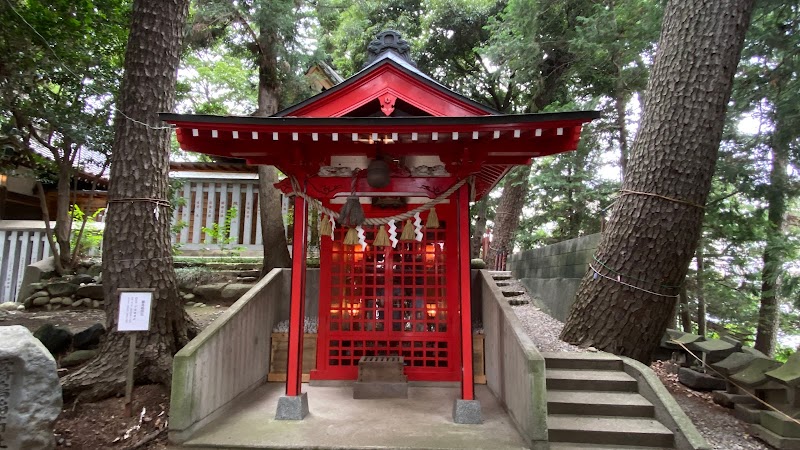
[[651, 360, 771, 450], [1, 302, 229, 450]]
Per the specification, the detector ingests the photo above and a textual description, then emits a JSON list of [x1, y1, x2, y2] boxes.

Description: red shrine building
[[163, 30, 597, 422]]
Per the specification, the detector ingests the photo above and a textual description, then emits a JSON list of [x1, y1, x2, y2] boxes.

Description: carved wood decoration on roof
[[366, 30, 415, 67]]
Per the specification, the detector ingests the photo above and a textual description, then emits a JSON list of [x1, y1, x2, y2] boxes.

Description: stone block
[[32, 296, 50, 306], [220, 283, 254, 300], [743, 346, 770, 358], [69, 274, 95, 285], [353, 381, 408, 399], [766, 352, 800, 387], [711, 352, 761, 377], [33, 324, 73, 356], [75, 284, 104, 300], [357, 356, 406, 383], [749, 424, 800, 450], [0, 325, 62, 449], [678, 367, 727, 391], [453, 399, 482, 424], [734, 403, 763, 424], [193, 282, 229, 300], [712, 390, 757, 408], [275, 393, 309, 420], [73, 324, 106, 350], [15, 257, 55, 303], [761, 410, 800, 438], [60, 350, 98, 368], [730, 358, 783, 388], [0, 302, 17, 312], [45, 282, 78, 297]]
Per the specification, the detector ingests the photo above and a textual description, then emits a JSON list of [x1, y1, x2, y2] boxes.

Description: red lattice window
[[314, 205, 460, 381]]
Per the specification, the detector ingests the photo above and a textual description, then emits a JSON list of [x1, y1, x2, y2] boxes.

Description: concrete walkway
[[175, 383, 529, 449]]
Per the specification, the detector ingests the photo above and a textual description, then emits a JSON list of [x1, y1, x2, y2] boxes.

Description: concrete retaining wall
[[507, 234, 600, 321], [170, 269, 284, 442], [479, 270, 548, 449]]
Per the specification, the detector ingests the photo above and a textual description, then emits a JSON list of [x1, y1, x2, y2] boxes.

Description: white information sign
[[118, 291, 153, 331]]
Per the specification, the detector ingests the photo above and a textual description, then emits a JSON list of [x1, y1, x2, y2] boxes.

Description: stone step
[[495, 281, 510, 287], [488, 270, 512, 276], [542, 352, 624, 371], [501, 290, 525, 297], [550, 444, 673, 450], [492, 275, 512, 281], [548, 390, 654, 417], [548, 415, 674, 448], [507, 298, 529, 306], [546, 369, 638, 392]]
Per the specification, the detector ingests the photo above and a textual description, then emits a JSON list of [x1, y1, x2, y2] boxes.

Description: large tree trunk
[[754, 130, 789, 356], [561, 0, 755, 362], [696, 248, 707, 337], [54, 161, 73, 272], [470, 197, 489, 259], [486, 166, 530, 269], [61, 0, 191, 401], [679, 286, 692, 333], [254, 38, 292, 275], [259, 165, 291, 274]]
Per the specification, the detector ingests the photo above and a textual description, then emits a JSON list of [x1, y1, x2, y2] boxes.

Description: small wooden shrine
[[162, 30, 598, 420]]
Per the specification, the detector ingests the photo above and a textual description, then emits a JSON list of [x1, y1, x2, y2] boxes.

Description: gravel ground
[[501, 284, 771, 450]]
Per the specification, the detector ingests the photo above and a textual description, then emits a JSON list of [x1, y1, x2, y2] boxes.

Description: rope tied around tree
[[106, 198, 171, 208], [289, 175, 469, 227], [619, 189, 705, 210]]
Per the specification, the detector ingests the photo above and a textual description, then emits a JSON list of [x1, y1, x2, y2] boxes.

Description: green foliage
[[201, 207, 245, 256], [69, 205, 104, 258]]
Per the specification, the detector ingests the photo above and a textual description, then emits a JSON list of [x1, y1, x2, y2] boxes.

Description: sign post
[[117, 289, 154, 417]]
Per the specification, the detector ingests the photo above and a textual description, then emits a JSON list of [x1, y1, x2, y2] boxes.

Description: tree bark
[[259, 165, 291, 274], [754, 125, 789, 356], [470, 197, 489, 259], [679, 285, 692, 333], [486, 166, 530, 269], [561, 0, 755, 362], [696, 248, 707, 337], [61, 0, 191, 401], [253, 30, 292, 275], [54, 161, 73, 271]]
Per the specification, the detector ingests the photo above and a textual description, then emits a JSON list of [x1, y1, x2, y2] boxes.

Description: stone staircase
[[488, 270, 529, 305], [543, 352, 677, 449]]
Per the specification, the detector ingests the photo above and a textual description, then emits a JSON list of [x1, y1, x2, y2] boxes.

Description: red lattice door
[[312, 203, 460, 381]]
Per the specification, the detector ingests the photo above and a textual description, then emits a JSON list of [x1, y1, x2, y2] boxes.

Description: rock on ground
[[0, 325, 62, 450]]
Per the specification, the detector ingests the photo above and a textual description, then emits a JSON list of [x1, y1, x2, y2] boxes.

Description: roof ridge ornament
[[366, 30, 416, 67]]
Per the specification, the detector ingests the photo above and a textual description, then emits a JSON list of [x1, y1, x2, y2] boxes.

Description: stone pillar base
[[453, 399, 482, 424], [276, 393, 309, 420]]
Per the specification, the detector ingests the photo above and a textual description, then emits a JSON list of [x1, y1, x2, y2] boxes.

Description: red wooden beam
[[457, 183, 474, 400], [286, 195, 308, 396], [273, 176, 460, 198]]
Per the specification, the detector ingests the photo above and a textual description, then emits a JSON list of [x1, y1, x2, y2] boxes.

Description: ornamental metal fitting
[[366, 30, 416, 67]]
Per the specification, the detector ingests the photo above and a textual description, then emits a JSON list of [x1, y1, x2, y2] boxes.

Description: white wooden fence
[[0, 221, 52, 303], [169, 172, 288, 253], [1, 174, 283, 302]]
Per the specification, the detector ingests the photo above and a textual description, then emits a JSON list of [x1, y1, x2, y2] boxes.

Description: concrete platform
[[174, 383, 528, 449]]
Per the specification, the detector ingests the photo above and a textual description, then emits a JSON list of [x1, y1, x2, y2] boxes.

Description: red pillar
[[286, 195, 308, 396], [457, 183, 475, 400]]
